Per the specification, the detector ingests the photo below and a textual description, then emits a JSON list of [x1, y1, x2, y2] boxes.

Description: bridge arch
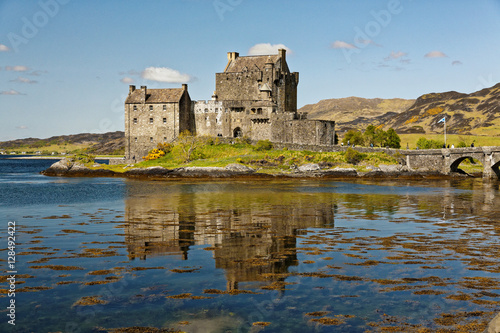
[[449, 156, 483, 174], [489, 160, 500, 178]]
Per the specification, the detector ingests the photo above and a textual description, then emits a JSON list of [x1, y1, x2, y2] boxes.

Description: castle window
[[133, 118, 137, 124], [150, 137, 153, 143], [215, 108, 218, 112], [204, 108, 208, 113], [251, 108, 256, 114], [257, 108, 263, 115], [163, 137, 167, 141], [149, 105, 153, 112], [150, 118, 153, 124], [133, 105, 137, 111], [134, 137, 138, 142], [163, 105, 166, 111], [163, 118, 167, 124]]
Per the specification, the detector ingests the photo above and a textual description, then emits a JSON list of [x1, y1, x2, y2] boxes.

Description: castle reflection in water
[[123, 181, 336, 291]]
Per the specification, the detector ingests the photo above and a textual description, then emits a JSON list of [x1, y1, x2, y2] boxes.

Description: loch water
[[0, 156, 499, 332]]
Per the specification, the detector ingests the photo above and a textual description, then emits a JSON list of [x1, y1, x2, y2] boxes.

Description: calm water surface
[[0, 156, 499, 332]]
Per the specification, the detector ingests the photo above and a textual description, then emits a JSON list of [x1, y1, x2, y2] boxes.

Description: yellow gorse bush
[[143, 149, 166, 161]]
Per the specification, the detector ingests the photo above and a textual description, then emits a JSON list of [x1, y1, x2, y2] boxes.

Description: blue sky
[[1, 0, 499, 141]]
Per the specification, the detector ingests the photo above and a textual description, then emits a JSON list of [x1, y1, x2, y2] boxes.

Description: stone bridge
[[403, 147, 500, 179]]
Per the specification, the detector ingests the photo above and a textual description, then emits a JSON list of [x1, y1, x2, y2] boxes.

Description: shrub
[[143, 149, 165, 161], [73, 153, 95, 164], [345, 148, 363, 165], [254, 140, 273, 151], [416, 137, 444, 149], [157, 142, 173, 154]]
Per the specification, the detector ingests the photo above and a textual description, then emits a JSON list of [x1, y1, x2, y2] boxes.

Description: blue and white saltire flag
[[437, 116, 446, 124]]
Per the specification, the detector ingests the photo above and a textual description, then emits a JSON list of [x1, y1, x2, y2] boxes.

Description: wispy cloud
[[16, 125, 28, 130], [120, 77, 134, 84], [425, 50, 448, 58], [384, 51, 408, 61], [10, 77, 38, 84], [5, 65, 30, 72], [331, 40, 358, 49], [0, 90, 25, 95], [29, 70, 48, 76], [141, 67, 191, 83], [452, 60, 463, 66], [248, 43, 292, 55], [0, 44, 10, 52], [357, 39, 382, 47]]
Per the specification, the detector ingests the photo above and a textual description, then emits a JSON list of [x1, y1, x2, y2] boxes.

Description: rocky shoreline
[[40, 158, 466, 180]]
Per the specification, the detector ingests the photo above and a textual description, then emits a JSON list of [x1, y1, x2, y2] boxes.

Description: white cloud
[[141, 67, 191, 83], [5, 65, 30, 72], [452, 60, 463, 66], [0, 90, 24, 95], [10, 77, 38, 84], [120, 77, 134, 84], [0, 44, 10, 52], [248, 43, 292, 55], [331, 41, 358, 49], [385, 51, 408, 61], [16, 125, 28, 130], [425, 51, 448, 58]]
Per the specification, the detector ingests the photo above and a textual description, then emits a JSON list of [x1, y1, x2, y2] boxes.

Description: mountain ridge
[[301, 83, 500, 136]]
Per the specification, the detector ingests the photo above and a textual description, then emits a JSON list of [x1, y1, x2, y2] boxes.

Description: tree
[[342, 130, 364, 146], [172, 131, 209, 163], [384, 128, 401, 148], [364, 125, 377, 146]]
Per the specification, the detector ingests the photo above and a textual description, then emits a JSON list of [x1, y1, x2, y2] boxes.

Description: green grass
[[399, 134, 500, 149], [128, 142, 400, 173]]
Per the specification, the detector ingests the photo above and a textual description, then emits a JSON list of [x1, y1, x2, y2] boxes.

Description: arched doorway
[[233, 127, 242, 138]]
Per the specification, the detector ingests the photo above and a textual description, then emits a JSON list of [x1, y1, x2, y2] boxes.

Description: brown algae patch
[[169, 267, 201, 273], [61, 229, 87, 234], [305, 311, 330, 317], [310, 317, 345, 325], [72, 295, 109, 307], [252, 322, 270, 326], [167, 293, 192, 299], [87, 270, 114, 276], [30, 265, 84, 271]]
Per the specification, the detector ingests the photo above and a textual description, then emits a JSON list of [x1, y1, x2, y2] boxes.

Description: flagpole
[[444, 117, 446, 146]]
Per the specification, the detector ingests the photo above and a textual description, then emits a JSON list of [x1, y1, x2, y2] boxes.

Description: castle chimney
[[278, 49, 286, 62], [140, 86, 147, 102], [182, 84, 188, 91], [129, 85, 136, 94], [227, 52, 239, 61]]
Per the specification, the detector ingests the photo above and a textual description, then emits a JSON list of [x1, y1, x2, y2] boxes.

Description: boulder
[[224, 163, 255, 173], [41, 159, 71, 175], [298, 163, 321, 172]]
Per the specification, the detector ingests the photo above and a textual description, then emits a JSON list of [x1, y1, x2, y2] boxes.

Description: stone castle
[[125, 49, 335, 161]]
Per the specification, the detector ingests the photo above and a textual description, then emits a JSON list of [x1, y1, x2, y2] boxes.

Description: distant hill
[[0, 131, 124, 155], [301, 83, 500, 136], [300, 97, 414, 132]]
